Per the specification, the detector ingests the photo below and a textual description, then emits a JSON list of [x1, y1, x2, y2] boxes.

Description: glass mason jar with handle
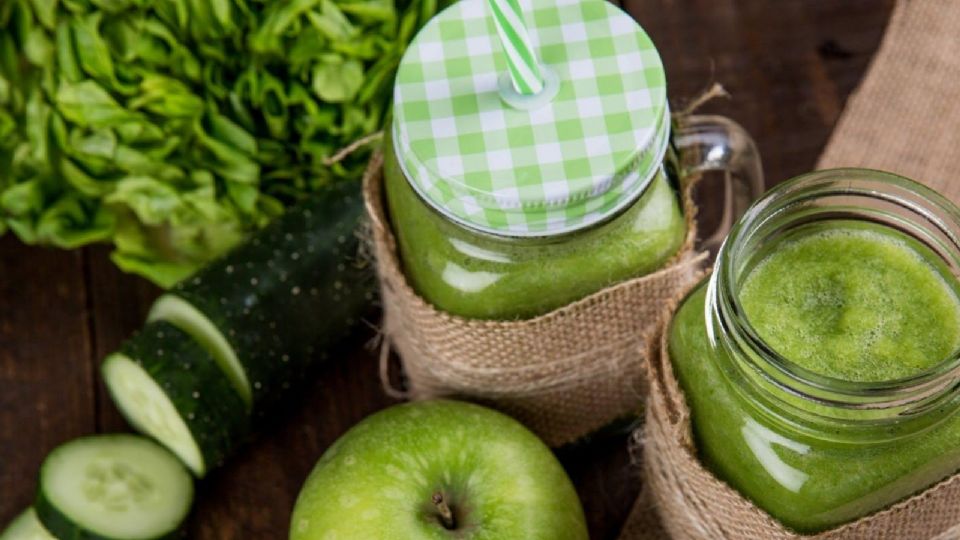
[[384, 0, 763, 320], [668, 168, 960, 533]]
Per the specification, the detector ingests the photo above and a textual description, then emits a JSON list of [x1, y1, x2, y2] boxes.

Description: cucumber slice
[[147, 295, 251, 408], [102, 322, 249, 477], [0, 509, 55, 540], [35, 435, 193, 540], [147, 181, 373, 417]]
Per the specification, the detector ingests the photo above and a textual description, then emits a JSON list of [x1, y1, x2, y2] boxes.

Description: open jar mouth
[[708, 168, 960, 442]]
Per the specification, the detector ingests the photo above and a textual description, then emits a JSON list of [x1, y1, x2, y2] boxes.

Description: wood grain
[[0, 2, 896, 538], [0, 238, 94, 524], [84, 244, 162, 434], [628, 0, 895, 180]]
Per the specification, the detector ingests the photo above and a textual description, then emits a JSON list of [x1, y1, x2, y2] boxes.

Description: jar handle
[[674, 114, 765, 253]]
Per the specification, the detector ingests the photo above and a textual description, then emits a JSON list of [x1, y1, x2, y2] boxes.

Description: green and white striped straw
[[487, 0, 543, 95]]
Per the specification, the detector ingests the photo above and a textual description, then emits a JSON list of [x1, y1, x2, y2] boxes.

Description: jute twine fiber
[[363, 149, 707, 447], [621, 2, 960, 537]]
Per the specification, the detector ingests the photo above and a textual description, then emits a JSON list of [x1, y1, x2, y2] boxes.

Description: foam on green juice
[[739, 221, 960, 382]]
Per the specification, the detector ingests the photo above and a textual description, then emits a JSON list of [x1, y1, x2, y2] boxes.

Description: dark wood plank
[[562, 428, 645, 540], [84, 245, 163, 433], [627, 0, 896, 183], [0, 238, 95, 524]]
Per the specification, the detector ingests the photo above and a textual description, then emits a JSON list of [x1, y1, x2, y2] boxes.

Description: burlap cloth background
[[621, 1, 960, 538], [363, 149, 707, 448]]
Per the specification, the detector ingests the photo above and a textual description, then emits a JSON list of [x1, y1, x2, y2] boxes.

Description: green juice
[[669, 220, 960, 532], [741, 223, 960, 381], [383, 135, 687, 320]]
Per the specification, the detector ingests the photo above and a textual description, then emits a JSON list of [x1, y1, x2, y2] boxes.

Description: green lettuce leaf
[[0, 0, 445, 287]]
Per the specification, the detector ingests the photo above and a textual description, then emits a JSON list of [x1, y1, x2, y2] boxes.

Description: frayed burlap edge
[[618, 276, 960, 540], [363, 150, 707, 447]]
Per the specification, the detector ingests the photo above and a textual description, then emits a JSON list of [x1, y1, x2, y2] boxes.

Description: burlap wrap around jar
[[627, 284, 960, 540], [363, 151, 707, 446]]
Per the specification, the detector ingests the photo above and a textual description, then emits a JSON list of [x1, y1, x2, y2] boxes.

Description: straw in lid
[[392, 0, 670, 236]]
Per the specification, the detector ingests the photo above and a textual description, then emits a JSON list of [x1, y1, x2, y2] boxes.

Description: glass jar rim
[[708, 168, 960, 440]]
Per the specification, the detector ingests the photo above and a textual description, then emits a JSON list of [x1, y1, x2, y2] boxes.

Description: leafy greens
[[0, 0, 440, 287]]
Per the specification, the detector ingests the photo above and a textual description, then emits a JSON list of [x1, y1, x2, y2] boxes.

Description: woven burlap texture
[[364, 150, 707, 447]]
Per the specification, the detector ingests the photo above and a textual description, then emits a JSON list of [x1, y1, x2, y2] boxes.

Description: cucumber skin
[[35, 493, 179, 540], [34, 495, 184, 540], [161, 180, 373, 417], [108, 321, 251, 477]]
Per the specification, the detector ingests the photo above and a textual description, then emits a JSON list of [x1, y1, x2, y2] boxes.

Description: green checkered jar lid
[[392, 0, 670, 236]]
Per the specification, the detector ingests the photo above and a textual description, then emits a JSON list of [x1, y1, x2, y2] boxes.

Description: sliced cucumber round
[[35, 434, 193, 540], [0, 509, 55, 540], [103, 322, 249, 477], [146, 295, 251, 408]]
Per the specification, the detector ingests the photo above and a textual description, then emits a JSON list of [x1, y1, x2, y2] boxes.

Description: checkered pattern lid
[[392, 0, 670, 236]]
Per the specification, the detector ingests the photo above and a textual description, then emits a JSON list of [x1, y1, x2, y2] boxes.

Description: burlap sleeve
[[364, 150, 707, 447]]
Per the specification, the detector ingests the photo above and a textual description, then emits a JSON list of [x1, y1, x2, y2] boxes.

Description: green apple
[[290, 400, 588, 540]]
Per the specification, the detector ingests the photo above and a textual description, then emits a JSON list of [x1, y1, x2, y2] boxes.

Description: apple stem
[[432, 492, 456, 530]]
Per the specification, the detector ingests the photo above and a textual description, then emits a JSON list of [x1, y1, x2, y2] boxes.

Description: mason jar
[[668, 168, 960, 532], [383, 0, 763, 320]]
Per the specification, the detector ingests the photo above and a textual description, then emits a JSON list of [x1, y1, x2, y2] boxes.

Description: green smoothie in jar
[[384, 136, 686, 319], [383, 0, 762, 320], [668, 169, 960, 532]]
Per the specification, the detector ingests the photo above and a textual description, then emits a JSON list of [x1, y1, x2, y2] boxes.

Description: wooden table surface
[[0, 1, 896, 538]]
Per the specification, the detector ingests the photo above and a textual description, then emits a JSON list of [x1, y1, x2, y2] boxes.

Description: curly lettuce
[[0, 0, 439, 287]]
